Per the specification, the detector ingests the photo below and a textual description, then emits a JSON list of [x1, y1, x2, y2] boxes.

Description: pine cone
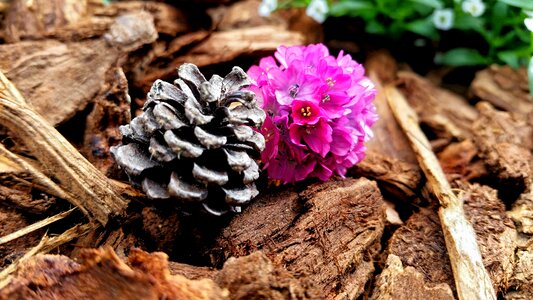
[[111, 64, 266, 215]]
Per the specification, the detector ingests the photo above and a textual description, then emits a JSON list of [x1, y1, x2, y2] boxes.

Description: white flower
[[432, 8, 454, 31], [258, 0, 277, 17], [462, 0, 486, 17], [525, 18, 533, 32], [306, 0, 329, 24]]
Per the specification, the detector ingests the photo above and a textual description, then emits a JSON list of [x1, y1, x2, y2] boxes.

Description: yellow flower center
[[300, 106, 312, 117], [326, 77, 336, 87]]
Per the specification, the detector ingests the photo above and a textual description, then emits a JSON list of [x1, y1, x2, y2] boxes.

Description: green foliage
[[274, 0, 533, 95]]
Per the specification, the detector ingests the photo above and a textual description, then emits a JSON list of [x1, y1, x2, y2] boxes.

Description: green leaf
[[498, 0, 533, 10], [491, 31, 517, 48], [454, 15, 484, 32], [408, 0, 443, 9], [498, 51, 521, 68], [405, 18, 439, 39], [435, 48, 489, 66], [366, 19, 387, 34], [329, 1, 374, 17]]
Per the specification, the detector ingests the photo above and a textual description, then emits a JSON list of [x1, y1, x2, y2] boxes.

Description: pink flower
[[248, 44, 377, 183]]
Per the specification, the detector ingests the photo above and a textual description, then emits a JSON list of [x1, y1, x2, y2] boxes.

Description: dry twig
[[0, 222, 97, 289], [0, 71, 128, 225], [0, 208, 76, 246], [385, 85, 496, 300]]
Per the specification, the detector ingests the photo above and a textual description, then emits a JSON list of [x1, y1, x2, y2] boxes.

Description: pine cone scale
[[163, 130, 204, 158], [169, 172, 208, 201], [194, 127, 227, 149], [111, 143, 161, 176], [192, 163, 229, 186]]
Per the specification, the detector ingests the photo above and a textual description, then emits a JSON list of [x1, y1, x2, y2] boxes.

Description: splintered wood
[[0, 71, 127, 225], [385, 86, 496, 300]]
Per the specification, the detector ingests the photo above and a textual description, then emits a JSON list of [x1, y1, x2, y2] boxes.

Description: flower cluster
[[247, 44, 377, 184]]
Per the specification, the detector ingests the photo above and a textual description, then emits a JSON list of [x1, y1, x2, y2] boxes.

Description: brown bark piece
[[91, 1, 189, 37], [0, 11, 157, 126], [397, 71, 478, 142], [209, 0, 322, 44], [141, 206, 181, 253], [351, 150, 422, 200], [215, 251, 308, 300], [388, 183, 517, 293], [214, 178, 386, 299], [472, 102, 532, 197], [134, 25, 304, 94], [165, 26, 304, 72], [3, 1, 186, 42], [471, 65, 533, 114], [82, 67, 131, 175], [505, 237, 533, 300], [460, 183, 517, 292], [366, 53, 417, 164], [0, 247, 228, 300], [371, 254, 454, 300], [0, 183, 56, 215], [3, 0, 88, 42], [437, 140, 488, 182], [169, 262, 217, 280], [508, 188, 533, 234], [387, 208, 455, 289]]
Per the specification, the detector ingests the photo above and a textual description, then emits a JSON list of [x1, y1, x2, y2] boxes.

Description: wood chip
[[508, 187, 533, 234], [82, 67, 131, 175], [351, 150, 422, 200], [366, 55, 417, 164], [470, 65, 533, 114], [3, 0, 88, 42], [437, 140, 488, 182], [371, 254, 454, 300], [214, 178, 386, 299], [397, 71, 478, 142], [505, 237, 533, 300], [215, 251, 308, 299], [472, 102, 532, 200], [0, 11, 156, 126]]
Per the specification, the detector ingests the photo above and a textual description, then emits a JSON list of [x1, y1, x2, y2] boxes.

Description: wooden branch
[[385, 85, 496, 300], [0, 208, 75, 246], [0, 222, 96, 288], [0, 70, 128, 225], [0, 143, 73, 201]]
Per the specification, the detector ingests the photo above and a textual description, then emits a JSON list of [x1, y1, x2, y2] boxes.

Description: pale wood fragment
[[0, 223, 96, 288], [385, 85, 496, 300], [0, 208, 75, 246], [0, 143, 71, 201], [0, 71, 128, 225]]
